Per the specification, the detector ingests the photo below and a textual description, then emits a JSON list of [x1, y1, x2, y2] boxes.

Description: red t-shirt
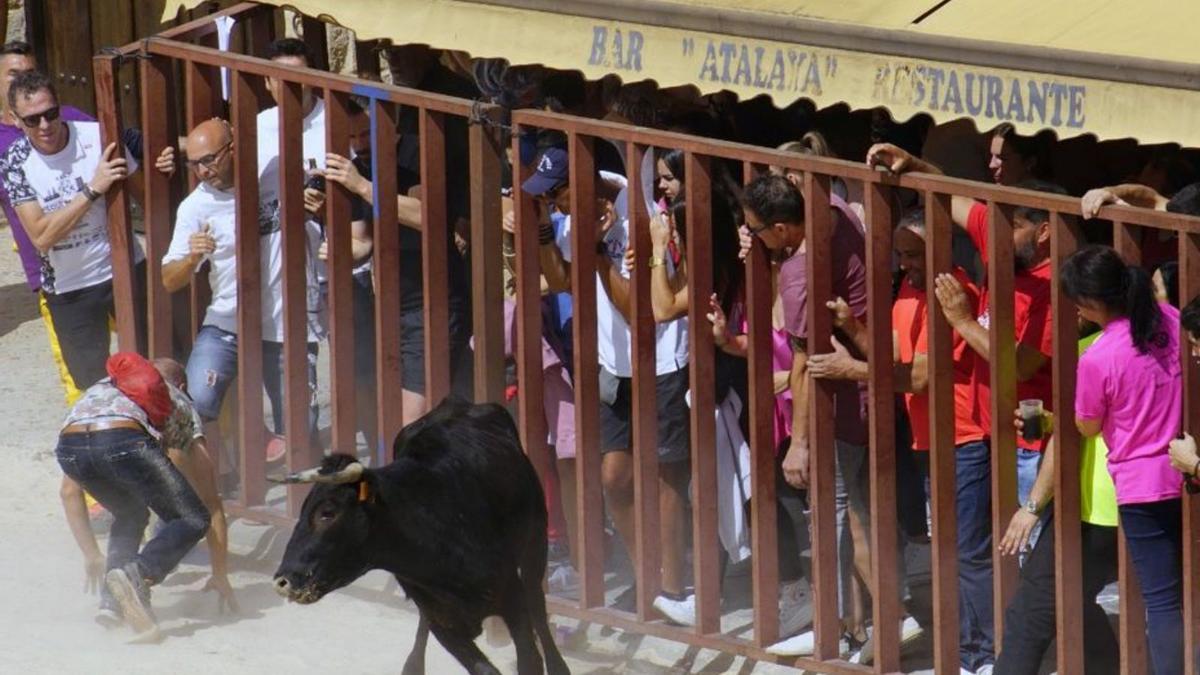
[[893, 270, 990, 450], [966, 202, 1054, 451]]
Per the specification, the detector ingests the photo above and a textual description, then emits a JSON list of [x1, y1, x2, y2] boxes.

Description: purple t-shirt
[[0, 105, 93, 292], [1075, 303, 1182, 505], [778, 194, 869, 446]]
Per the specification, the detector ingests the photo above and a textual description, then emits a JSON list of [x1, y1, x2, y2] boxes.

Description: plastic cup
[[1019, 399, 1044, 441]]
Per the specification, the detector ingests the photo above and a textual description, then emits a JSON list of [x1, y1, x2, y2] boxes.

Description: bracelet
[[538, 222, 555, 246], [81, 184, 100, 202]]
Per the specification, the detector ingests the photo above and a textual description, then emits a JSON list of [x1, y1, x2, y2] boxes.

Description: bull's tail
[[518, 488, 570, 675]]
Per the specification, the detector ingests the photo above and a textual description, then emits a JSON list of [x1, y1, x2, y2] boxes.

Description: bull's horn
[[268, 462, 364, 485]]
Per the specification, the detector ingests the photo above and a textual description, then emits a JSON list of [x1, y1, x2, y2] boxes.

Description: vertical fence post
[[418, 108, 451, 408], [864, 181, 900, 673], [985, 201, 1019, 647], [511, 121, 549, 577], [743, 161, 780, 647], [277, 80, 313, 515], [925, 191, 960, 673], [231, 69, 265, 507], [684, 151, 720, 634], [1180, 229, 1200, 675], [93, 53, 140, 353], [803, 171, 839, 660], [469, 109, 505, 404], [626, 142, 662, 620], [183, 58, 219, 343], [139, 54, 178, 359], [1114, 221, 1150, 675], [565, 132, 605, 609], [368, 98, 402, 466], [1049, 210, 1085, 675], [324, 89, 357, 456]]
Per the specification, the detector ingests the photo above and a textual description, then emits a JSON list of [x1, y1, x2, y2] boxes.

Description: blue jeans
[[956, 440, 995, 671], [1120, 499, 1184, 675], [1016, 448, 1044, 562], [185, 325, 318, 434], [1016, 448, 1041, 506], [56, 428, 210, 584]]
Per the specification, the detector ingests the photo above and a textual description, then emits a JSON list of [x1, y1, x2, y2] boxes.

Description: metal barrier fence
[[93, 3, 1200, 672]]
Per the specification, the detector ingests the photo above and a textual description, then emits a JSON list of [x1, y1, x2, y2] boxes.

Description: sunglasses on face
[[184, 141, 232, 171], [19, 105, 60, 128]]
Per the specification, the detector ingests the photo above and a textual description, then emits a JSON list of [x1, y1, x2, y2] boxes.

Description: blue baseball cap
[[521, 146, 569, 197]]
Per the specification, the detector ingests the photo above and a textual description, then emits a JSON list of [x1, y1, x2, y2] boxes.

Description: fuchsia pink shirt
[[1075, 303, 1182, 505]]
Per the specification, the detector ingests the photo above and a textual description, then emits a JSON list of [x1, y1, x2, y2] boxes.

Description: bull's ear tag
[[357, 480, 371, 503]]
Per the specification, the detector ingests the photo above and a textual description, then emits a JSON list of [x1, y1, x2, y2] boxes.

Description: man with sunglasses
[[737, 174, 879, 658], [0, 69, 161, 391], [162, 117, 324, 466], [0, 41, 92, 404]]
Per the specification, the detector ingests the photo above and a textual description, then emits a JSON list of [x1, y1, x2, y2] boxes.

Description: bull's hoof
[[400, 656, 424, 675]]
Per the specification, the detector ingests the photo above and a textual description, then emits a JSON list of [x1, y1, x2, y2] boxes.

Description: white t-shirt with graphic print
[[1, 120, 143, 294]]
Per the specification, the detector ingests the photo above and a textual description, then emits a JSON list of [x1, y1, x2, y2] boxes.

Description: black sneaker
[[105, 563, 159, 640]]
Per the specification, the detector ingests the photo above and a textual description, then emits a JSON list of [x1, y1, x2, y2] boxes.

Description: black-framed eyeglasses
[[746, 221, 772, 236], [184, 141, 233, 171], [19, 105, 59, 128]]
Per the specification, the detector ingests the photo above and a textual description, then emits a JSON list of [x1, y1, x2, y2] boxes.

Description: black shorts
[[42, 265, 146, 390], [399, 305, 468, 396], [599, 367, 691, 464]]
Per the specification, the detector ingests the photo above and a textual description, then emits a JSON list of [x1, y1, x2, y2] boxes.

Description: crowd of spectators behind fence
[[7, 35, 1200, 673]]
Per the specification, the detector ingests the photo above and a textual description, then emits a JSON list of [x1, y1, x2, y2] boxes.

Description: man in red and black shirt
[[867, 143, 1065, 514]]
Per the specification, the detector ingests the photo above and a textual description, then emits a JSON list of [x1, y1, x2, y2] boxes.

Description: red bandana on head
[[106, 352, 171, 429]]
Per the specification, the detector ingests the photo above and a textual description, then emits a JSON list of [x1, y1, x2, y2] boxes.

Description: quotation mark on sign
[[681, 37, 695, 56]]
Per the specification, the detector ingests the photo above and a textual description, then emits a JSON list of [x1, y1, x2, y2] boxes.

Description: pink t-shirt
[[1075, 303, 1182, 505]]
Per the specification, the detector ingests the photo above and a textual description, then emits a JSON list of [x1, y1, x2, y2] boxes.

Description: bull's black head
[[272, 454, 377, 605]]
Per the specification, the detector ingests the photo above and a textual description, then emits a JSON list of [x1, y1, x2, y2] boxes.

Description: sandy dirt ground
[[0, 222, 808, 674]]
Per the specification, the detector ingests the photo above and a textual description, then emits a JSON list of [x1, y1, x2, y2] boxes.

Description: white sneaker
[[766, 629, 816, 656], [483, 616, 511, 647], [546, 563, 579, 594], [777, 579, 812, 638], [653, 593, 696, 627], [975, 666, 994, 675], [850, 617, 925, 665]]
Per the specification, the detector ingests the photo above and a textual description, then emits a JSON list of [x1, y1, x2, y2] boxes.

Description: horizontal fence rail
[[93, 4, 1200, 672]]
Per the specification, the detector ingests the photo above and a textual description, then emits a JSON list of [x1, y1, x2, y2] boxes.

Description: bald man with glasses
[[161, 118, 324, 468]]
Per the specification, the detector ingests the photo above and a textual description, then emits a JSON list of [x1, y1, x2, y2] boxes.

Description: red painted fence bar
[[924, 191, 960, 675], [95, 5, 1200, 671], [863, 180, 900, 674], [276, 79, 312, 515]]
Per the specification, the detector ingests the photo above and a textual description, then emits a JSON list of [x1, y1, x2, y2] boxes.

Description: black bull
[[272, 399, 570, 675]]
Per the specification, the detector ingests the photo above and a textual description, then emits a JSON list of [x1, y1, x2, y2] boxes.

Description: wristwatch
[[648, 255, 666, 269], [1021, 499, 1041, 516], [81, 184, 101, 202]]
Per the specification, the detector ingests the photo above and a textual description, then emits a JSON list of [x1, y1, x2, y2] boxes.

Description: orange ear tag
[[357, 480, 371, 503]]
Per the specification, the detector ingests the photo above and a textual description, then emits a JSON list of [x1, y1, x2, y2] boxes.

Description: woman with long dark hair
[[1061, 245, 1184, 675]]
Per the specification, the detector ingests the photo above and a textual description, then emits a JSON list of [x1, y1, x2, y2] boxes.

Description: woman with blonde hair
[[773, 131, 865, 223]]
